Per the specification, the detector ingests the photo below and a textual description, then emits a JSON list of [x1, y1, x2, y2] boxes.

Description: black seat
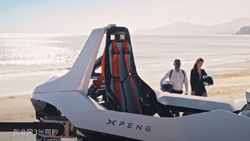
[[89, 27, 158, 115]]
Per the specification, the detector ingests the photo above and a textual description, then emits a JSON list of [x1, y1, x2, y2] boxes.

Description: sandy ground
[[207, 70, 250, 99], [207, 61, 250, 99], [0, 95, 35, 121]]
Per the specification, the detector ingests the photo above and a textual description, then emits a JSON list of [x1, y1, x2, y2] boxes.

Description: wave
[[0, 66, 70, 76], [0, 91, 32, 98]]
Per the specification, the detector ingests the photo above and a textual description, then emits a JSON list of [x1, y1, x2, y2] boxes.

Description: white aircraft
[[1, 24, 250, 141]]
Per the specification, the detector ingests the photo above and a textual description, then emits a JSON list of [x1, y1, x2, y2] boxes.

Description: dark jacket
[[190, 69, 207, 96]]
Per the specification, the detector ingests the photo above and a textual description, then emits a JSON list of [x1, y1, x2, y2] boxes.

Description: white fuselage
[[32, 25, 250, 141]]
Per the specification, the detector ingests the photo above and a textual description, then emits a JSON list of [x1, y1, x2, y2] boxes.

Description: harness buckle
[[112, 49, 120, 54], [124, 49, 130, 54]]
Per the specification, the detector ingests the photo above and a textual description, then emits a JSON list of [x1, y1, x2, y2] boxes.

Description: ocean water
[[0, 33, 250, 96], [132, 35, 250, 82], [0, 34, 86, 96]]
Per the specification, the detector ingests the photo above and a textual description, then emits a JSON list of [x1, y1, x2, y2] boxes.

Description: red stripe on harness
[[93, 50, 105, 87], [122, 40, 143, 114], [112, 40, 121, 103]]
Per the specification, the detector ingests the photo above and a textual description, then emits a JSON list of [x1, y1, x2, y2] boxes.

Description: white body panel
[[32, 25, 250, 140], [246, 89, 250, 103], [33, 91, 250, 141], [157, 91, 246, 112]]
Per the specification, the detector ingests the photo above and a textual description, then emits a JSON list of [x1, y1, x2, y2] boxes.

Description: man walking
[[160, 59, 188, 117], [160, 59, 188, 95]]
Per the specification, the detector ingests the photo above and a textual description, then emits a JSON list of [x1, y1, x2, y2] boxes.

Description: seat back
[[103, 27, 157, 115]]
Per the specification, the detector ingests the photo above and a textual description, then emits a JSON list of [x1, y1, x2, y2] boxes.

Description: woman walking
[[190, 58, 208, 97]]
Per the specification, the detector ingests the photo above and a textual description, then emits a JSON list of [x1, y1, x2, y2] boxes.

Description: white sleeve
[[184, 71, 188, 94], [160, 71, 170, 87]]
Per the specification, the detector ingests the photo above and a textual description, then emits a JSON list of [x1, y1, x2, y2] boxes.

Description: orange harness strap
[[93, 50, 105, 87], [122, 40, 143, 114], [112, 40, 121, 103]]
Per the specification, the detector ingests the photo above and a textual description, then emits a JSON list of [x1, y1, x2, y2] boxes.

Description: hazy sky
[[0, 0, 250, 34]]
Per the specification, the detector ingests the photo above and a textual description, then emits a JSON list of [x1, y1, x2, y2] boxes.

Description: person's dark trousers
[[170, 89, 183, 94], [169, 89, 183, 117]]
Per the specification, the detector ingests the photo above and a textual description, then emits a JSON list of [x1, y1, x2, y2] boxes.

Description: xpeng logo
[[106, 119, 151, 132], [107, 119, 116, 125]]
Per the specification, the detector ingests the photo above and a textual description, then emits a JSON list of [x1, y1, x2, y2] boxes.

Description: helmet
[[203, 75, 213, 86], [161, 81, 173, 92]]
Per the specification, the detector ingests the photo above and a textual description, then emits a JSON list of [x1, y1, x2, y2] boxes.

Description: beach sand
[[0, 95, 35, 121], [0, 61, 250, 122], [207, 61, 250, 99]]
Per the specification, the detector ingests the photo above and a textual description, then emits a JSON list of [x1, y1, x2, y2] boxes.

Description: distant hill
[[236, 26, 250, 34], [134, 17, 250, 35]]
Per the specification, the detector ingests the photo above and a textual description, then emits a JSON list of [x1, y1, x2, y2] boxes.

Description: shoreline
[[0, 91, 33, 98]]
